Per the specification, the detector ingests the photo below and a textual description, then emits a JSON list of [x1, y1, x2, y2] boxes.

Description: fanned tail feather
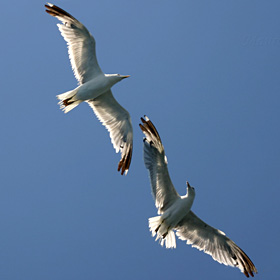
[[149, 216, 176, 249]]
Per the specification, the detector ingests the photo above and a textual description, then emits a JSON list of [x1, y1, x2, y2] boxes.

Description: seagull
[[139, 116, 257, 277], [45, 3, 133, 175]]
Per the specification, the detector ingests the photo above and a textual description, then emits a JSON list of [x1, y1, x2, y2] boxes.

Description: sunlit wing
[[176, 211, 257, 277], [45, 3, 103, 84], [140, 116, 180, 213], [87, 90, 133, 175]]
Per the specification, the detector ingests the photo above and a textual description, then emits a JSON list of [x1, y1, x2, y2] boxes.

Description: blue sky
[[1, 1, 279, 279]]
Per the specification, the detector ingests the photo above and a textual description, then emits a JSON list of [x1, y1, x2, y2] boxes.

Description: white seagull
[[45, 3, 133, 175], [139, 116, 257, 278]]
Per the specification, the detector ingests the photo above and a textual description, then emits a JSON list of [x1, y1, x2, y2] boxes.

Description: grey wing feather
[[87, 90, 133, 175], [45, 3, 103, 84], [140, 116, 179, 213], [176, 211, 257, 277]]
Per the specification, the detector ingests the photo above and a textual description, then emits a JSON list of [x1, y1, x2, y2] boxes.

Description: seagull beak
[[122, 75, 130, 79]]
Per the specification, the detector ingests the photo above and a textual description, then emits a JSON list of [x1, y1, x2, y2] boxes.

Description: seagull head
[[106, 73, 130, 81], [186, 181, 196, 197]]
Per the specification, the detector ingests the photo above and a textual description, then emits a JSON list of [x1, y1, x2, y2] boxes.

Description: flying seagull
[[45, 3, 133, 175], [139, 116, 257, 277]]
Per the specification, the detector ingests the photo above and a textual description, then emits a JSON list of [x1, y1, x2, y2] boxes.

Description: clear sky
[[1, 1, 279, 279]]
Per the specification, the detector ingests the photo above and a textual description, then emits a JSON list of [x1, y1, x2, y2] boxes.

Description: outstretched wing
[[87, 90, 133, 175], [45, 3, 103, 84], [176, 211, 257, 277], [139, 116, 180, 213]]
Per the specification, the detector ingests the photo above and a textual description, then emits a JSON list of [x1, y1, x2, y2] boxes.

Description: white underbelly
[[76, 76, 111, 101], [164, 198, 192, 228]]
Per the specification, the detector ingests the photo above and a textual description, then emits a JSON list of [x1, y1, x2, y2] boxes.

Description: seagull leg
[[155, 219, 165, 233], [162, 226, 170, 239], [155, 224, 161, 233], [63, 97, 74, 107]]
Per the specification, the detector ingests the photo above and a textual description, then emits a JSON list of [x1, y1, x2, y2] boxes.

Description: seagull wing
[[175, 211, 257, 277], [45, 3, 103, 85], [87, 90, 133, 175], [139, 116, 180, 214]]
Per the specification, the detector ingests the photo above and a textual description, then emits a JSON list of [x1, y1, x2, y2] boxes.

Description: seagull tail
[[56, 89, 82, 113], [149, 216, 176, 249]]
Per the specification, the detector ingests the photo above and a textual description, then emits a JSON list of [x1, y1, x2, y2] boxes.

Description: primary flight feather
[[45, 3, 133, 175], [139, 116, 257, 278]]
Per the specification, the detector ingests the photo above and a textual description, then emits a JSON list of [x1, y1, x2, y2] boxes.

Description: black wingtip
[[118, 146, 133, 176], [139, 115, 162, 144], [231, 241, 257, 278], [44, 3, 76, 20]]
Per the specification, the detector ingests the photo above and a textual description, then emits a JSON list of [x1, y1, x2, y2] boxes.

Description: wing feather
[[45, 3, 103, 84], [176, 211, 257, 277], [139, 116, 179, 213], [87, 90, 133, 175]]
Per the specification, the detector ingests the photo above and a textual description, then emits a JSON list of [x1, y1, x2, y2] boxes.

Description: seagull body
[[66, 74, 120, 102], [139, 116, 257, 277], [149, 189, 195, 247], [45, 3, 133, 175]]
